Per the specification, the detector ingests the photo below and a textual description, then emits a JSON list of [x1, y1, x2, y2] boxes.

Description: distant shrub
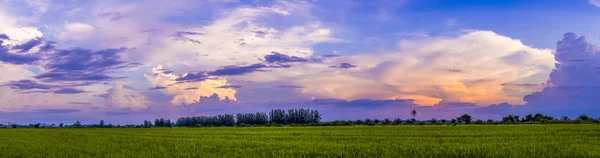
[[474, 120, 484, 124], [367, 122, 376, 126]]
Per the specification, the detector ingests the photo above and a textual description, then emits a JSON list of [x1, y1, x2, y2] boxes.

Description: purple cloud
[[52, 88, 88, 94], [276, 85, 305, 89], [216, 85, 242, 89], [330, 63, 357, 68]]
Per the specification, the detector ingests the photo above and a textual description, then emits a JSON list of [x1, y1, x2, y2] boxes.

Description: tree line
[[2, 109, 599, 128]]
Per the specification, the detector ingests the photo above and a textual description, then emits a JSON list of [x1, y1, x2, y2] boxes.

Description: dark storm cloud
[[175, 72, 209, 82], [1, 80, 91, 94], [264, 52, 311, 63], [0, 34, 8, 39], [322, 54, 339, 58], [0, 34, 139, 92], [35, 48, 137, 82], [330, 63, 356, 68], [12, 38, 42, 53], [208, 63, 270, 76], [148, 86, 167, 90], [53, 88, 88, 94], [171, 31, 203, 44], [0, 37, 41, 64], [216, 85, 242, 89], [174, 31, 204, 36], [1, 80, 55, 90]]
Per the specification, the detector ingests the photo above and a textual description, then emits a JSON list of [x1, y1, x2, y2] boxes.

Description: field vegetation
[[1, 125, 599, 157]]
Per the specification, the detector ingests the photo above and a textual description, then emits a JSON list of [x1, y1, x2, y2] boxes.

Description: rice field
[[1, 125, 599, 157]]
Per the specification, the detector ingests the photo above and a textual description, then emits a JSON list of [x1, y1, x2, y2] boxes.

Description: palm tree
[[410, 109, 417, 119]]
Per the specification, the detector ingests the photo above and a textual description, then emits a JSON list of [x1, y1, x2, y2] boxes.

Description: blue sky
[[1, 0, 599, 124]]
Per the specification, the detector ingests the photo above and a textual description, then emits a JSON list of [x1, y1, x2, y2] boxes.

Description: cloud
[[216, 85, 242, 89], [36, 109, 81, 114], [0, 35, 42, 65], [142, 1, 339, 73], [521, 33, 600, 115], [278, 31, 555, 106], [277, 85, 305, 89], [329, 63, 356, 68], [148, 86, 167, 90], [35, 48, 139, 84], [312, 98, 416, 109], [144, 65, 237, 105], [53, 88, 87, 94], [590, 0, 600, 7], [59, 22, 95, 40], [264, 52, 312, 63], [2, 80, 55, 90], [103, 83, 147, 110], [0, 63, 94, 111]]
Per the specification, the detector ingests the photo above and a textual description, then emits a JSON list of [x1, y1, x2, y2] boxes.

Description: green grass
[[1, 125, 599, 157]]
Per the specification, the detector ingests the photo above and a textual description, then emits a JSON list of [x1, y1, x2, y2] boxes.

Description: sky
[[1, 0, 600, 124]]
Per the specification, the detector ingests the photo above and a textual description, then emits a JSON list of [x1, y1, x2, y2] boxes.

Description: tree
[[74, 120, 83, 128], [99, 120, 105, 128], [524, 114, 533, 122], [393, 118, 403, 124], [430, 118, 438, 124], [11, 124, 17, 128], [59, 123, 64, 128], [576, 114, 590, 121], [440, 119, 447, 124], [457, 114, 472, 124], [561, 116, 570, 121], [410, 109, 417, 118], [382, 118, 391, 124], [34, 123, 40, 128]]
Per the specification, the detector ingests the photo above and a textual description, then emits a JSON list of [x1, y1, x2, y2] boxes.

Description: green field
[[1, 125, 599, 157]]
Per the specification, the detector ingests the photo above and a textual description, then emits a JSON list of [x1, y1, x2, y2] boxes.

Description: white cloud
[[0, 10, 43, 46], [104, 83, 147, 110], [143, 4, 339, 71], [59, 22, 95, 40]]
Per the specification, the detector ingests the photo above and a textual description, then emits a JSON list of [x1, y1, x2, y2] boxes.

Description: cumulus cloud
[[144, 65, 237, 105], [103, 83, 147, 110], [521, 33, 600, 115], [274, 31, 555, 106], [143, 2, 339, 71], [59, 22, 95, 40]]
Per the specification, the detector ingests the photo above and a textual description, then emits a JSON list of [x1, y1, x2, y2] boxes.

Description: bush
[[367, 122, 376, 126], [474, 120, 484, 124]]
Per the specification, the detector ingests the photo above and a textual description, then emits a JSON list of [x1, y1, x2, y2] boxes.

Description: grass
[[1, 124, 599, 157]]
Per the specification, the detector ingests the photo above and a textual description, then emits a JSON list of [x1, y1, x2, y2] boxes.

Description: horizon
[[1, 0, 600, 124]]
